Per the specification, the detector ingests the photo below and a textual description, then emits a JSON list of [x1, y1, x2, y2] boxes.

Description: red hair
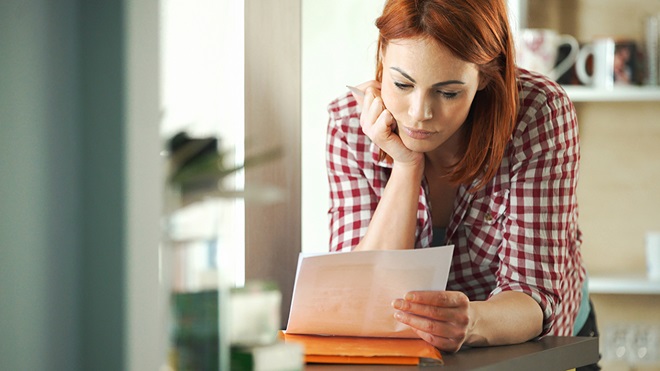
[[375, 0, 518, 191]]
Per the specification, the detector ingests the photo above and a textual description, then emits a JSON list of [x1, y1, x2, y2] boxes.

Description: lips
[[401, 126, 436, 140]]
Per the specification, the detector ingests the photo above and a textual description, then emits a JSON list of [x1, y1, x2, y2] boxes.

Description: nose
[[408, 91, 433, 122]]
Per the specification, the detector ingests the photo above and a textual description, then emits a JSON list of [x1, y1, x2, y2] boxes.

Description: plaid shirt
[[326, 69, 585, 337]]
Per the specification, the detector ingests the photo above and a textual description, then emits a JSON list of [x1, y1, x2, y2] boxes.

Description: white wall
[[301, 0, 385, 253], [160, 0, 246, 287], [126, 1, 163, 370]]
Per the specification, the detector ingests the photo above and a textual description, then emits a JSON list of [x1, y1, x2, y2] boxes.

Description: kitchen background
[[300, 0, 660, 368]]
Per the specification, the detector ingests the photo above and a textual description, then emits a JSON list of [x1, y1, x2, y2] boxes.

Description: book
[[280, 331, 443, 366], [284, 246, 453, 365]]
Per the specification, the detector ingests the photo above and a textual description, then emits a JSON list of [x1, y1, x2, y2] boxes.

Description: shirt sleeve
[[491, 85, 581, 336], [325, 95, 380, 252]]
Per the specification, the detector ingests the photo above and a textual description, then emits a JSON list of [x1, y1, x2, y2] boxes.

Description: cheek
[[381, 90, 407, 120], [450, 99, 474, 124]]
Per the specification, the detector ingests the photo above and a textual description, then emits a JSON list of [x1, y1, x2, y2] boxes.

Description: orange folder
[[280, 331, 443, 366]]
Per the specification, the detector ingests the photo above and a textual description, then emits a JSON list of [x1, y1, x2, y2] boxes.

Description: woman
[[325, 0, 599, 361]]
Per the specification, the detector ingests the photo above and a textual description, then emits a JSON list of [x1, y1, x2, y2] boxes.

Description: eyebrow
[[390, 67, 465, 87]]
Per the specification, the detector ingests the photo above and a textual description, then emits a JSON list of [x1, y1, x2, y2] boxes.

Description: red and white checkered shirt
[[326, 69, 586, 337]]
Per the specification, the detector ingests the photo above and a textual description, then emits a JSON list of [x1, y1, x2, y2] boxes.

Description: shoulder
[[326, 91, 377, 164], [327, 91, 368, 145], [516, 68, 575, 124], [328, 91, 361, 123], [512, 69, 578, 147]]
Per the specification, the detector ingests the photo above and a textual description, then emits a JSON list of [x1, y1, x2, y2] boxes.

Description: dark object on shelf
[[556, 43, 582, 85], [613, 40, 640, 85], [165, 131, 283, 199], [171, 290, 220, 371]]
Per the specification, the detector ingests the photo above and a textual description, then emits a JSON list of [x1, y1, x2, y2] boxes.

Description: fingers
[[392, 291, 469, 329], [364, 95, 384, 128], [404, 291, 470, 308], [393, 299, 468, 323], [347, 86, 365, 106], [362, 88, 380, 125], [394, 311, 467, 338], [360, 89, 394, 141], [349, 80, 419, 165], [356, 80, 381, 90], [347, 81, 381, 108], [391, 291, 470, 352], [393, 310, 467, 352], [413, 328, 464, 353], [394, 309, 468, 353]]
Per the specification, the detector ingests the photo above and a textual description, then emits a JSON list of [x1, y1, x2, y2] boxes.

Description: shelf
[[589, 274, 660, 295], [562, 85, 660, 102]]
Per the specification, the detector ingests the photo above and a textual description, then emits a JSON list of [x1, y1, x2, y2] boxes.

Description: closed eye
[[439, 91, 459, 99], [394, 81, 413, 90], [394, 79, 460, 99]]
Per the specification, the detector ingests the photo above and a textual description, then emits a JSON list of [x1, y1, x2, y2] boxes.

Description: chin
[[401, 137, 439, 153]]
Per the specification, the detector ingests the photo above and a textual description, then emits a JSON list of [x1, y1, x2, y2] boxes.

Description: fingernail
[[394, 311, 403, 320], [392, 299, 403, 309], [405, 293, 415, 301], [346, 85, 365, 97]]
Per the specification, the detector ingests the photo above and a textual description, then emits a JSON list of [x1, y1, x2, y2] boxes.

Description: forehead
[[382, 37, 478, 80]]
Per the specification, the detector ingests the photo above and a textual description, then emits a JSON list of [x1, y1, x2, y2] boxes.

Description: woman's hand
[[347, 81, 425, 251], [392, 291, 472, 353], [350, 81, 422, 167], [392, 290, 543, 352]]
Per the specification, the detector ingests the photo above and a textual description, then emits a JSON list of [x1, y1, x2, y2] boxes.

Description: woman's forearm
[[354, 161, 424, 251], [466, 291, 544, 346]]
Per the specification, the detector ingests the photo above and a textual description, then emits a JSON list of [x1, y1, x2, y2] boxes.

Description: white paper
[[286, 245, 454, 338]]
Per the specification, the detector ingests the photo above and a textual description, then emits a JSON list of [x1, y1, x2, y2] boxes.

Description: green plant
[[165, 131, 282, 206]]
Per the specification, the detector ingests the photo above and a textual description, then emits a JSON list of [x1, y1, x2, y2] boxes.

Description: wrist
[[465, 301, 488, 347], [392, 154, 425, 181]]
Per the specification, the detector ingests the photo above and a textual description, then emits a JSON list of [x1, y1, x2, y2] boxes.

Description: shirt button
[[484, 214, 493, 222]]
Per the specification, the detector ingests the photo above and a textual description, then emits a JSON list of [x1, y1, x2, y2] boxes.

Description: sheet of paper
[[286, 245, 454, 338]]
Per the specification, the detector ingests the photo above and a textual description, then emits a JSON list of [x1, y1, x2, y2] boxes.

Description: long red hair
[[375, 0, 518, 191]]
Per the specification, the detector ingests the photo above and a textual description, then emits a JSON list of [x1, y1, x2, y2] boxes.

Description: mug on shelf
[[516, 28, 580, 81], [646, 231, 660, 280], [575, 38, 638, 89]]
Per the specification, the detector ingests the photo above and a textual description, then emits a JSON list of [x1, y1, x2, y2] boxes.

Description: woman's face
[[380, 37, 484, 156]]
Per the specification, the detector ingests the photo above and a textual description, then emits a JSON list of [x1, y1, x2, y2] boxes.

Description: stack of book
[[281, 247, 453, 366], [280, 331, 443, 366]]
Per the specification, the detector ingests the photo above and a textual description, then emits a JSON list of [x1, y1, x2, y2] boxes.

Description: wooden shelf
[[563, 86, 660, 102], [589, 274, 660, 295]]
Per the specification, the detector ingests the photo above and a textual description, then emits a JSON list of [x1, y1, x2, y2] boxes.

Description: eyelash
[[393, 82, 459, 100]]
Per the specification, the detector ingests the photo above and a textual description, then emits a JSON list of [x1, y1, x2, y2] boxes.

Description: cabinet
[[566, 84, 660, 297], [519, 5, 660, 350], [564, 86, 660, 102], [521, 2, 660, 367], [519, 0, 660, 295], [589, 274, 660, 295], [562, 86, 660, 295], [563, 85, 660, 295]]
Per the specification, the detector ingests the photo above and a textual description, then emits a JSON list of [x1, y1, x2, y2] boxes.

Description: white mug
[[646, 231, 660, 280], [576, 38, 638, 89], [516, 28, 579, 81], [576, 38, 616, 89]]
